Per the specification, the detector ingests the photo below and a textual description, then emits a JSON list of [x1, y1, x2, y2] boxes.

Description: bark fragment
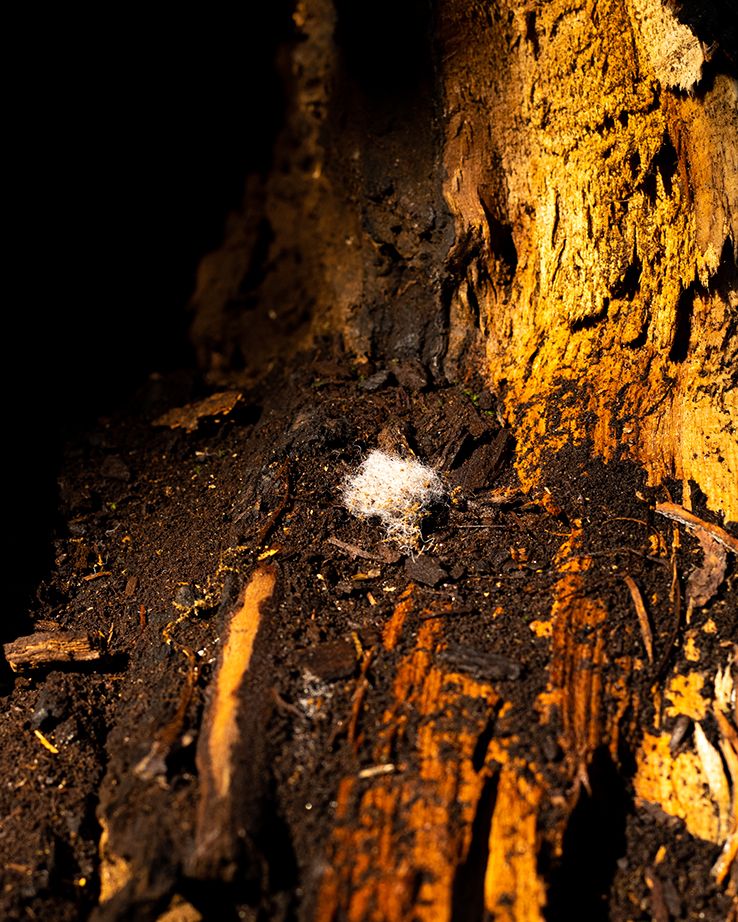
[[3, 631, 104, 672]]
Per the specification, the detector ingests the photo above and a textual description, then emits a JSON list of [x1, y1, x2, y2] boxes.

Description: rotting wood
[[3, 630, 104, 672], [484, 768, 546, 922], [538, 532, 631, 788], [634, 657, 738, 878], [179, 11, 737, 911], [314, 599, 509, 922], [314, 526, 647, 922], [439, 1, 738, 523], [634, 729, 724, 844], [713, 706, 738, 884], [189, 565, 276, 875], [693, 722, 731, 840], [133, 646, 200, 781]]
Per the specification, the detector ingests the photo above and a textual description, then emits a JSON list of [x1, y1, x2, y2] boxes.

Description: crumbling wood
[[31, 0, 737, 917], [3, 631, 103, 672], [437, 643, 522, 681], [314, 593, 511, 922], [133, 647, 200, 781], [712, 706, 738, 884]]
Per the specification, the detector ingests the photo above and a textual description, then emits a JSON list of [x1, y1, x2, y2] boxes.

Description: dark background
[[7, 7, 291, 629]]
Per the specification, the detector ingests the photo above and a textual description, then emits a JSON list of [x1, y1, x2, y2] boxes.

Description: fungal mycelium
[[342, 449, 445, 550]]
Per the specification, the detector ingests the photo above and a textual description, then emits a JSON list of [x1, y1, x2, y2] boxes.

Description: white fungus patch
[[342, 450, 445, 549]]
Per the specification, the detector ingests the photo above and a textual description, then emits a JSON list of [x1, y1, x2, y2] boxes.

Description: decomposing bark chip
[[342, 450, 445, 549]]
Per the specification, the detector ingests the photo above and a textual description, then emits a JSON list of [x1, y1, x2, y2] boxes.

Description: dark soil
[[1, 348, 735, 921]]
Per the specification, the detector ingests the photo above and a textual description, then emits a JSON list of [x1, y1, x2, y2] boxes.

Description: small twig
[[566, 549, 670, 567], [82, 570, 112, 582], [600, 516, 651, 528], [655, 526, 682, 679], [458, 524, 509, 529], [256, 461, 292, 547], [347, 646, 374, 751], [325, 535, 402, 564], [417, 609, 476, 621], [358, 763, 396, 780], [655, 502, 738, 555], [33, 729, 59, 754], [622, 574, 653, 663], [326, 536, 376, 559]]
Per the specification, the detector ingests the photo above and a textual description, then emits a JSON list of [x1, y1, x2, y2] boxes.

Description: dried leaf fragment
[[154, 390, 242, 433], [687, 531, 728, 608]]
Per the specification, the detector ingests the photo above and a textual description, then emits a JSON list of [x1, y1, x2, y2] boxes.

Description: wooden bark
[[192, 0, 737, 523], [4, 631, 104, 672], [47, 1, 738, 920]]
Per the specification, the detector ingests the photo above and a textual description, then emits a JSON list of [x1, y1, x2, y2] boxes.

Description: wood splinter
[[622, 574, 654, 664], [3, 631, 104, 672], [655, 502, 738, 555]]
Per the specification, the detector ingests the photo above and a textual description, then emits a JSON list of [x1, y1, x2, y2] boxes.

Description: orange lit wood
[[190, 566, 276, 872], [439, 0, 738, 522], [315, 595, 508, 922], [539, 533, 638, 786], [484, 769, 545, 922]]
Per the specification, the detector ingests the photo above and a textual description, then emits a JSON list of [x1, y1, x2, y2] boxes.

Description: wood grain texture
[[3, 631, 103, 671], [440, 0, 738, 521]]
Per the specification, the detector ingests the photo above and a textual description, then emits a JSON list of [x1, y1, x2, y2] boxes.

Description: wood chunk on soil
[[153, 390, 242, 433], [360, 369, 395, 392], [449, 430, 512, 491], [414, 389, 491, 470], [3, 631, 104, 672], [390, 359, 429, 390]]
